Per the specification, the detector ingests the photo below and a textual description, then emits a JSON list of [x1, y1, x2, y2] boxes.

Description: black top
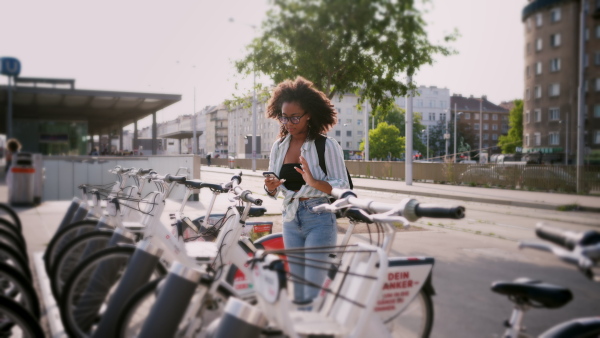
[[279, 163, 305, 191]]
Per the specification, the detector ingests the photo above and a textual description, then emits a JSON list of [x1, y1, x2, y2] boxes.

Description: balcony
[[215, 125, 228, 130], [210, 117, 228, 122]]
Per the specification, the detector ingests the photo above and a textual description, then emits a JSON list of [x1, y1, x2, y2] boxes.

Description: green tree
[[359, 122, 405, 159], [235, 0, 455, 111], [497, 99, 523, 153], [373, 105, 426, 155]]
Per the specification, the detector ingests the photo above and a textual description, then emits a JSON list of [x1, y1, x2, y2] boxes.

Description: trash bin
[[32, 153, 44, 205], [229, 156, 235, 169], [9, 153, 36, 206]]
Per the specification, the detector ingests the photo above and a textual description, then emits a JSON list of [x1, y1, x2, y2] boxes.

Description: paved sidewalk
[[202, 166, 600, 212]]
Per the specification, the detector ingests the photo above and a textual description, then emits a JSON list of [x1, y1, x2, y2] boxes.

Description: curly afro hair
[[266, 76, 338, 140]]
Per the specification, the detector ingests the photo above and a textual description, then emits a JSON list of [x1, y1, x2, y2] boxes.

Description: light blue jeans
[[283, 197, 337, 303]]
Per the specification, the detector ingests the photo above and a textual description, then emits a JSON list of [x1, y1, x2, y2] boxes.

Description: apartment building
[[396, 86, 451, 129], [227, 100, 280, 159], [522, 0, 600, 163], [451, 94, 510, 152], [205, 104, 229, 157]]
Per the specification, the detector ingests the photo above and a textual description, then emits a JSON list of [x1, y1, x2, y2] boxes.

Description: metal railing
[[201, 158, 600, 194]]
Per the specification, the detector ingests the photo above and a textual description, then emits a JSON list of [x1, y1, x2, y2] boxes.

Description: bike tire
[[44, 219, 100, 273], [0, 241, 31, 282], [116, 276, 232, 338], [50, 230, 114, 300], [0, 218, 23, 238], [0, 227, 28, 259], [0, 203, 22, 231], [0, 261, 40, 319], [60, 245, 166, 338], [385, 288, 434, 338], [0, 295, 45, 338]]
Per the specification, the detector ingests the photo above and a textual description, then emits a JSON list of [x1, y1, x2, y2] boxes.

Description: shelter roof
[[0, 78, 181, 134]]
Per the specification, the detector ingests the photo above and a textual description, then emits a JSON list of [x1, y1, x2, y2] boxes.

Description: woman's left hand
[[295, 156, 316, 187]]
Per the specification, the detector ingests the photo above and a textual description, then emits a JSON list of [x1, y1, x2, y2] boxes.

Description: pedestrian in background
[[206, 153, 212, 166], [263, 76, 349, 305], [5, 138, 21, 173]]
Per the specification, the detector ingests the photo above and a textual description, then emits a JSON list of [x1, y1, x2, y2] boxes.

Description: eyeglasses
[[278, 113, 307, 124]]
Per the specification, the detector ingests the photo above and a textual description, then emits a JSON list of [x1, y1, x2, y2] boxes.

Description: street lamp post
[[229, 18, 258, 171], [454, 109, 463, 163]]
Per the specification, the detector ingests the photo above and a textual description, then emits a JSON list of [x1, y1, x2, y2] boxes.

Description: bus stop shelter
[[0, 77, 181, 155]]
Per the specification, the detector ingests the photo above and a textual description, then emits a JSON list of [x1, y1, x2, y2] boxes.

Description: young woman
[[263, 77, 349, 304]]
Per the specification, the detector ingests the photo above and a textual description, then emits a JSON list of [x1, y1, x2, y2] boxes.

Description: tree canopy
[[373, 104, 426, 155], [497, 99, 523, 154], [359, 122, 405, 159], [235, 0, 455, 111]]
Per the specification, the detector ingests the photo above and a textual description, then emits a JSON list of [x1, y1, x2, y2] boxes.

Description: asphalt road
[[200, 170, 600, 337]]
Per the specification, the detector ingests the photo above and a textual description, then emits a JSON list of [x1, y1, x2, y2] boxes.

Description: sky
[[1, 0, 525, 130]]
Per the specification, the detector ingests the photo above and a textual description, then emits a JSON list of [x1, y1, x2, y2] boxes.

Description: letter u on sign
[[0, 57, 21, 76]]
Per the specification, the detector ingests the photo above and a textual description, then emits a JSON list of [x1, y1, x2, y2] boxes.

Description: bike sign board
[[0, 57, 21, 77]]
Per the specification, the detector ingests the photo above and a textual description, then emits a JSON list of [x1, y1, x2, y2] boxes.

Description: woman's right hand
[[264, 177, 285, 194]]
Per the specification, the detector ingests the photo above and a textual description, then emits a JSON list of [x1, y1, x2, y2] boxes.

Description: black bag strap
[[315, 135, 353, 189]]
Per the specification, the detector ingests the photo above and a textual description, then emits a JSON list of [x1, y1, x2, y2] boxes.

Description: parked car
[[521, 166, 576, 192], [459, 167, 503, 185]]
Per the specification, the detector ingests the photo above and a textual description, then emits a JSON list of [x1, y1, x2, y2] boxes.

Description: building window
[[464, 113, 471, 119], [483, 113, 488, 120], [357, 119, 363, 125], [536, 13, 543, 27], [549, 107, 560, 120], [417, 99, 423, 107], [347, 108, 353, 114], [525, 110, 530, 123], [526, 88, 531, 100], [550, 8, 561, 22], [595, 52, 600, 66], [536, 61, 542, 74], [526, 65, 531, 77], [429, 112, 435, 121], [548, 83, 560, 97], [483, 133, 489, 140], [429, 100, 435, 107], [550, 33, 561, 47], [346, 119, 352, 123], [550, 58, 561, 72], [535, 109, 541, 122], [549, 132, 560, 145], [346, 130, 352, 137], [595, 78, 600, 91], [535, 86, 542, 98], [585, 54, 589, 67], [525, 134, 530, 146], [335, 130, 341, 136], [492, 134, 498, 141], [596, 25, 600, 38], [526, 42, 531, 54], [440, 113, 447, 121], [492, 124, 498, 131], [474, 113, 480, 120], [474, 123, 480, 130], [492, 114, 498, 120], [594, 105, 600, 118], [358, 130, 363, 136], [534, 132, 541, 146], [536, 38, 543, 51], [346, 141, 350, 148], [483, 123, 489, 130], [595, 131, 600, 144]]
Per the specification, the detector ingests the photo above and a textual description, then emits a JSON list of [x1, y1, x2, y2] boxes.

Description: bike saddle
[[235, 206, 267, 217], [491, 277, 572, 309]]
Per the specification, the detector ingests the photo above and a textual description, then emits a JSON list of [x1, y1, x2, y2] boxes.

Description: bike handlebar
[[164, 174, 187, 184], [225, 172, 262, 206], [328, 188, 465, 222], [536, 224, 600, 251]]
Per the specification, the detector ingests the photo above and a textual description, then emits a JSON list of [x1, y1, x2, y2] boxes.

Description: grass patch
[[556, 204, 579, 211]]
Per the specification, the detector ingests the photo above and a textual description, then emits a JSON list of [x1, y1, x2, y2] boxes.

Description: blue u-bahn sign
[[0, 57, 21, 77]]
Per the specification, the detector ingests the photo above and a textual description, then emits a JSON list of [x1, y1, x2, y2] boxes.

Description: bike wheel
[[0, 218, 23, 240], [0, 203, 22, 231], [0, 261, 40, 319], [50, 230, 113, 300], [0, 227, 27, 259], [0, 242, 31, 282], [60, 246, 166, 338], [44, 219, 100, 273], [0, 295, 44, 338], [386, 289, 434, 338], [116, 277, 232, 338]]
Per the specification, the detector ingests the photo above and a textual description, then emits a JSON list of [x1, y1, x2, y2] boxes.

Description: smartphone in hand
[[262, 172, 280, 180]]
